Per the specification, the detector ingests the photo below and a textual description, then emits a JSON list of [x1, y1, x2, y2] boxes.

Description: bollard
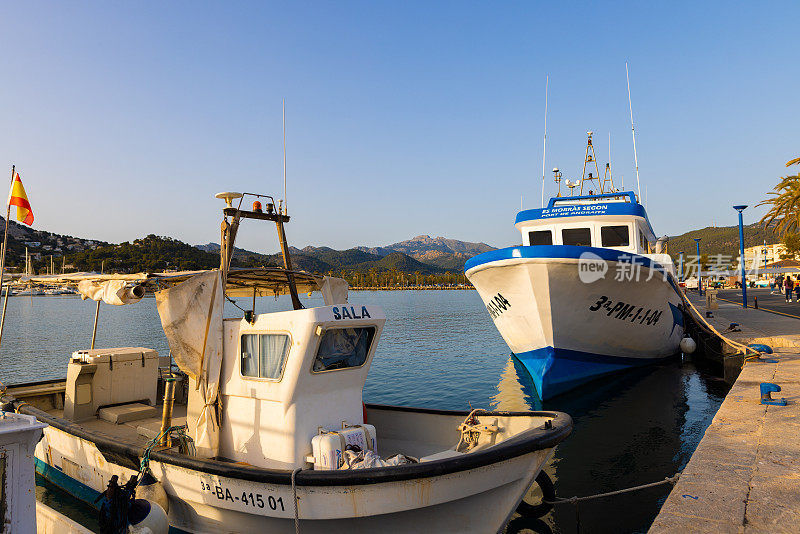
[[159, 378, 176, 447], [754, 296, 758, 309], [760, 382, 787, 406]]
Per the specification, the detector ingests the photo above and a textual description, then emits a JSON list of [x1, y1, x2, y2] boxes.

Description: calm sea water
[[3, 290, 728, 534]]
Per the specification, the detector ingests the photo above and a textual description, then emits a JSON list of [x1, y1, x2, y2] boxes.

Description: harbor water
[[2, 290, 728, 533]]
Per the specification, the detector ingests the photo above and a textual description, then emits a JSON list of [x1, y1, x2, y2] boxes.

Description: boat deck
[[44, 404, 188, 447]]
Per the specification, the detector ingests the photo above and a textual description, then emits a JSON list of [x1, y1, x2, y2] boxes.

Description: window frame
[[600, 224, 631, 248], [310, 326, 377, 374], [561, 227, 593, 247], [528, 230, 553, 246], [239, 331, 293, 382]]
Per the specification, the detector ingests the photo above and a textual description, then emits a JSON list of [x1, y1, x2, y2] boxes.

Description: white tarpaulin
[[320, 276, 349, 305], [155, 271, 224, 458], [77, 279, 144, 306]]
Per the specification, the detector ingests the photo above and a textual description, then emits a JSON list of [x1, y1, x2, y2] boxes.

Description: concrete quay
[[649, 294, 800, 533]]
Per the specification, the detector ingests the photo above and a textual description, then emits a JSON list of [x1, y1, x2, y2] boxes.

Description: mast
[[540, 75, 548, 208], [283, 99, 287, 216], [579, 131, 602, 195], [601, 131, 615, 192], [626, 62, 642, 200], [217, 192, 303, 311]]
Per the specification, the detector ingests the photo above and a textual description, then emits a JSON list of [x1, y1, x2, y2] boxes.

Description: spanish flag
[[8, 172, 33, 226]]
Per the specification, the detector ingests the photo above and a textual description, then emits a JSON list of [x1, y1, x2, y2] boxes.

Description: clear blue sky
[[0, 2, 797, 253]]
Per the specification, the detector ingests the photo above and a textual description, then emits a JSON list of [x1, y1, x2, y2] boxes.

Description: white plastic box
[[64, 347, 159, 422], [311, 424, 377, 470]]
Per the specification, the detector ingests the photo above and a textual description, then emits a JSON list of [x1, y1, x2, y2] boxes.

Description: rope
[[544, 473, 681, 505], [291, 467, 302, 534], [225, 295, 247, 313], [674, 283, 762, 362], [455, 408, 488, 452], [139, 424, 192, 479]]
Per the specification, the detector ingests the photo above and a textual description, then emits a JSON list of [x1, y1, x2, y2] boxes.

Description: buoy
[[127, 499, 169, 534], [680, 337, 697, 355], [136, 470, 169, 514]]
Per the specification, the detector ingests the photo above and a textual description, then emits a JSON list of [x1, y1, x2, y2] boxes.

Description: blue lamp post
[[694, 238, 702, 296], [678, 251, 685, 281], [734, 205, 748, 308]]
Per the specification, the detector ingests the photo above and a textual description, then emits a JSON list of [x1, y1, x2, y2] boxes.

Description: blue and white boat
[[465, 133, 684, 400]]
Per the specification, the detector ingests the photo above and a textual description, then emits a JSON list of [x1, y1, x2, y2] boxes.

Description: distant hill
[[667, 223, 781, 261], [0, 216, 106, 270], [196, 235, 495, 275], [69, 235, 219, 272], [356, 235, 495, 257]]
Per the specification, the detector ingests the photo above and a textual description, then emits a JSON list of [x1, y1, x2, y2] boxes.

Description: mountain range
[[195, 235, 496, 274], [1, 214, 788, 276]]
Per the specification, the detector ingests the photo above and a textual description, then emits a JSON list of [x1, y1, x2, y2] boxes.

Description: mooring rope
[[138, 424, 192, 479], [674, 283, 762, 362], [291, 467, 302, 534], [543, 473, 681, 505]]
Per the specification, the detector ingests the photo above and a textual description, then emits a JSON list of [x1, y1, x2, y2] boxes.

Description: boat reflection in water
[[493, 355, 729, 534]]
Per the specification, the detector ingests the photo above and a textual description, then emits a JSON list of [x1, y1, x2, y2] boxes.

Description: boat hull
[[29, 404, 570, 533], [466, 246, 685, 399]]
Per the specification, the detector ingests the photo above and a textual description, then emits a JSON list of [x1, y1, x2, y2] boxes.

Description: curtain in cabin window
[[259, 334, 290, 379], [240, 334, 259, 377]]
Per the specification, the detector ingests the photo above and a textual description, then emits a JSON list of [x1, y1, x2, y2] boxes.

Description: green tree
[[759, 157, 800, 235]]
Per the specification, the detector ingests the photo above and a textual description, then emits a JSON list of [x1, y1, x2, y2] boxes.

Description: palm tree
[[758, 157, 800, 235]]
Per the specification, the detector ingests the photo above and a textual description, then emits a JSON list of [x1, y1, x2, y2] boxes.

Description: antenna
[[283, 99, 287, 215], [626, 62, 641, 199], [540, 75, 549, 208]]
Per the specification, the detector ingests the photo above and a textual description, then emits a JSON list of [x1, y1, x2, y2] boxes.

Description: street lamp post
[[678, 251, 685, 282], [734, 205, 748, 308], [762, 240, 768, 275], [694, 238, 702, 296]]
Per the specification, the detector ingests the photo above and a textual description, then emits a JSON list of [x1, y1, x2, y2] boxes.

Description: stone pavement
[[649, 296, 800, 533], [686, 290, 800, 348]]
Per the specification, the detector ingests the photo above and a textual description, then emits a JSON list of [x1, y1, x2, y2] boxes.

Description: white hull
[[466, 247, 684, 399], [29, 404, 569, 533]]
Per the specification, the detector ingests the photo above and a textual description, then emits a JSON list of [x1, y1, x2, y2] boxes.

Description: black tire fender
[[516, 470, 555, 519]]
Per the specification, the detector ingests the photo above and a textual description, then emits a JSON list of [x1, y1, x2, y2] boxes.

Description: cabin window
[[639, 230, 646, 251], [313, 327, 376, 372], [562, 228, 592, 247], [528, 230, 553, 246], [240, 334, 291, 379], [601, 225, 630, 247]]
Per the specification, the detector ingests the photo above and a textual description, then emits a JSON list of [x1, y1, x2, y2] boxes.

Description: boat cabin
[[515, 191, 660, 256], [213, 304, 385, 468]]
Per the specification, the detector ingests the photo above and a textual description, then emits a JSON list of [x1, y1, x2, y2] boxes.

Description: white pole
[[626, 62, 641, 200], [283, 99, 287, 215], [540, 75, 549, 208]]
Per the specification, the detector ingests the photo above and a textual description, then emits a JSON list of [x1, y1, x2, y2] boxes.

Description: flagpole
[[0, 165, 15, 350]]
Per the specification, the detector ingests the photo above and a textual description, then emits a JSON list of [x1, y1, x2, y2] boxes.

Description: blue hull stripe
[[513, 346, 668, 400], [464, 244, 671, 274], [35, 458, 189, 533]]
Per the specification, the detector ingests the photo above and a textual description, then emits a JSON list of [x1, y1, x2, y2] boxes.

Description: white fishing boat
[[465, 133, 684, 400], [3, 192, 571, 533]]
